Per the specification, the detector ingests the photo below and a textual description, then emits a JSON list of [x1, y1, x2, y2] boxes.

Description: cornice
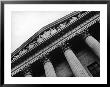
[[11, 13, 100, 76], [11, 11, 81, 58], [11, 11, 86, 63]]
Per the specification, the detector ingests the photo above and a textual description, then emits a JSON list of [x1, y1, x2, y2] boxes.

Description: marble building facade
[[11, 11, 100, 77]]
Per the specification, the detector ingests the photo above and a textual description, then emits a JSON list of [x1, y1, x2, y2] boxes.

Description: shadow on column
[[48, 47, 74, 77]]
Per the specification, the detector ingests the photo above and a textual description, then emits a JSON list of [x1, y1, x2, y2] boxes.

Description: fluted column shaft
[[85, 35, 100, 58], [25, 73, 32, 77], [43, 59, 56, 77], [62, 44, 89, 77]]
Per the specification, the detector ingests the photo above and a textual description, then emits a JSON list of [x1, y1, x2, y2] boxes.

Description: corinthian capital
[[61, 42, 71, 52], [23, 65, 32, 77], [79, 30, 91, 40]]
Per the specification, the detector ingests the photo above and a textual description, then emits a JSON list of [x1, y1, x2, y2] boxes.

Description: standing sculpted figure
[[37, 35, 43, 43]]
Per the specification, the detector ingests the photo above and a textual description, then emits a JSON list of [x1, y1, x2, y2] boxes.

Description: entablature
[[11, 11, 100, 76]]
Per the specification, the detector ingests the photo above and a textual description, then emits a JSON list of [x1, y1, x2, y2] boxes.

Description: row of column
[[24, 33, 100, 77]]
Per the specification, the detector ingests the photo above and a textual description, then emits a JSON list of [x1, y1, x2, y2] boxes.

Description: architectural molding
[[11, 11, 81, 58], [11, 12, 100, 76], [11, 11, 89, 63]]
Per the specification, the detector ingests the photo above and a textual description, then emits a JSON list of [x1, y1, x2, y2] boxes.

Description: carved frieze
[[11, 11, 88, 63], [11, 12, 100, 76]]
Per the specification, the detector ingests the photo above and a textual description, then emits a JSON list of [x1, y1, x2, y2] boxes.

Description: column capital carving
[[79, 30, 91, 40], [61, 42, 71, 52], [43, 57, 51, 65], [40, 56, 51, 65], [23, 65, 32, 77]]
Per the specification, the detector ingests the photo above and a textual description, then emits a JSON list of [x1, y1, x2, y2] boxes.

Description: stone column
[[43, 58, 56, 77], [62, 43, 90, 77], [82, 32, 100, 58], [25, 72, 32, 77]]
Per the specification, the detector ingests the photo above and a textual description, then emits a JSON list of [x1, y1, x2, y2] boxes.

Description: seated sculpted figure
[[12, 55, 19, 62], [59, 22, 66, 29], [45, 30, 51, 38], [41, 31, 48, 39], [14, 55, 19, 58], [19, 49, 27, 55], [69, 17, 77, 23], [50, 28, 57, 35]]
